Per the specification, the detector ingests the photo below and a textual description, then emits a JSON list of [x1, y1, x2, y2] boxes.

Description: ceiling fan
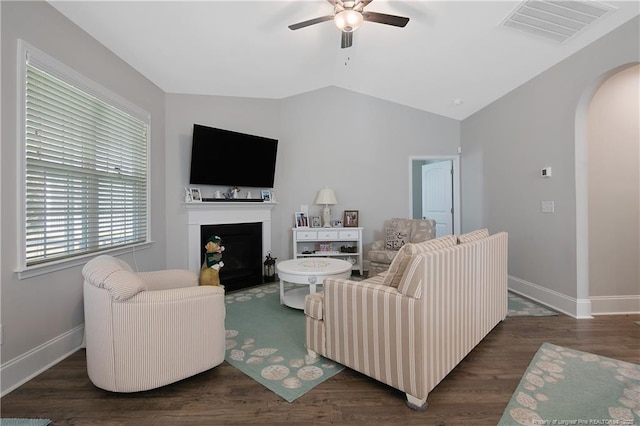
[[288, 0, 410, 49]]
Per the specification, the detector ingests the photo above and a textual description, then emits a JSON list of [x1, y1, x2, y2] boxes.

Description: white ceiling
[[48, 0, 639, 120]]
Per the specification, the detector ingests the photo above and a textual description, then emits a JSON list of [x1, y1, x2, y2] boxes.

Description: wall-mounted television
[[189, 124, 278, 188]]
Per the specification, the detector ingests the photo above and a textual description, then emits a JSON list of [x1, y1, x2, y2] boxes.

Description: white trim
[[590, 295, 640, 315], [508, 275, 593, 319], [15, 241, 153, 280], [408, 155, 461, 235], [1, 325, 85, 397], [16, 40, 28, 278], [574, 90, 591, 304]]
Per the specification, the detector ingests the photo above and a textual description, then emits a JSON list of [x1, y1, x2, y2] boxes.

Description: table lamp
[[315, 187, 337, 228]]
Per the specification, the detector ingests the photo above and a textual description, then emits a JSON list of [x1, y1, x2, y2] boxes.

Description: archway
[[575, 62, 640, 317]]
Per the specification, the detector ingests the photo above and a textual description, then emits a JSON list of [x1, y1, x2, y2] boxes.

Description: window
[[17, 41, 150, 275]]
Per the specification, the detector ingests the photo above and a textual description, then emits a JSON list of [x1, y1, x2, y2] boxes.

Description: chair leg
[[406, 393, 428, 411]]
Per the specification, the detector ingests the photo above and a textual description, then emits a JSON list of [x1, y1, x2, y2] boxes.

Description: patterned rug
[[508, 292, 558, 317], [498, 343, 640, 425], [0, 420, 51, 426], [224, 283, 344, 402]]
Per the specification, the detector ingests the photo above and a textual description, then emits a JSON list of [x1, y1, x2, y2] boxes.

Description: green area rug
[[508, 292, 558, 317], [224, 283, 344, 402], [0, 420, 51, 426], [498, 342, 640, 425]]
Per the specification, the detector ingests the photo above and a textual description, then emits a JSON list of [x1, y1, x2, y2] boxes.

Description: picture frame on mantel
[[343, 210, 358, 227], [190, 187, 202, 202]]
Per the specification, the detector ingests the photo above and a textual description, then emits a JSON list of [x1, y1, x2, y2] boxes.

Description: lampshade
[[315, 188, 337, 205], [334, 10, 363, 32]]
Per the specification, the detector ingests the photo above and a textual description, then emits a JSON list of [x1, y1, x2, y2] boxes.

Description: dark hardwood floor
[[2, 313, 639, 425]]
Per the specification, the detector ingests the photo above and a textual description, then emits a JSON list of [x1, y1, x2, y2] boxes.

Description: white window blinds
[[24, 55, 149, 267]]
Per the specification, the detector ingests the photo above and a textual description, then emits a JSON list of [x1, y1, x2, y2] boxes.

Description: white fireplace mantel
[[184, 201, 276, 273]]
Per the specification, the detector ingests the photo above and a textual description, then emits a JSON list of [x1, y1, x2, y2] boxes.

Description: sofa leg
[[405, 393, 428, 411]]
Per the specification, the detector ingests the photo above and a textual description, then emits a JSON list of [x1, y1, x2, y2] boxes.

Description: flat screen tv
[[189, 124, 278, 188]]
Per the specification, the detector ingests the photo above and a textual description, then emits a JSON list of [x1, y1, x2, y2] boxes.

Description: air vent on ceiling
[[501, 0, 616, 43]]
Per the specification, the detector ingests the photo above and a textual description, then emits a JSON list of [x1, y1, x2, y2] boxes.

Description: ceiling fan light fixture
[[334, 10, 363, 32]]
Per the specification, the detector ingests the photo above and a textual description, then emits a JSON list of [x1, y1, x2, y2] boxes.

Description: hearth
[[200, 222, 262, 292]]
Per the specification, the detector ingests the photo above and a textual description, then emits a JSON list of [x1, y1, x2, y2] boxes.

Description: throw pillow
[[457, 228, 489, 244], [103, 270, 147, 301], [381, 243, 413, 288], [382, 235, 458, 288], [384, 219, 410, 250], [384, 227, 407, 250], [83, 255, 146, 301]]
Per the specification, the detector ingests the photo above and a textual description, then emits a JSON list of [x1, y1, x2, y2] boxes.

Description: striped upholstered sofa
[[304, 229, 508, 410]]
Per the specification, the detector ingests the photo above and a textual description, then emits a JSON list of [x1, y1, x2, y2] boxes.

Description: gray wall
[[164, 94, 282, 270], [165, 86, 460, 269], [1, 1, 167, 392], [460, 16, 639, 315]]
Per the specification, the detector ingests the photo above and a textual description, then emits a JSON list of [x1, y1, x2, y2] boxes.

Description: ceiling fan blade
[[341, 31, 353, 49], [288, 15, 334, 31], [362, 11, 409, 27]]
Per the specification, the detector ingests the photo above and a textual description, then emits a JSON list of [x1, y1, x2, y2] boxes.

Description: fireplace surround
[[200, 222, 262, 292], [185, 201, 276, 291]]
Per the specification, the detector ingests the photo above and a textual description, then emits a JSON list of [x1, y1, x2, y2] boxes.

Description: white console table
[[292, 227, 363, 275]]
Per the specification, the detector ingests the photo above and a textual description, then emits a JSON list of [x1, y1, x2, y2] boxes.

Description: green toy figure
[[199, 235, 225, 286]]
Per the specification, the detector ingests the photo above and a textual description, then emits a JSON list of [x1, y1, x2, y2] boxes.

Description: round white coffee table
[[277, 258, 352, 309]]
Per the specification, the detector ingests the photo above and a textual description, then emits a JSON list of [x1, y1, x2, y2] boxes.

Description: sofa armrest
[[138, 269, 199, 290], [321, 276, 425, 398]]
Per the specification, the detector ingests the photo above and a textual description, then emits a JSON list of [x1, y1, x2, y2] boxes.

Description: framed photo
[[190, 187, 202, 202], [310, 216, 321, 228], [332, 219, 342, 228], [318, 242, 333, 252], [343, 210, 359, 227], [295, 211, 309, 228], [261, 189, 271, 202]]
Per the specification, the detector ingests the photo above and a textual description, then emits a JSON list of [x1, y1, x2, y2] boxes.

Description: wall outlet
[[541, 167, 552, 178]]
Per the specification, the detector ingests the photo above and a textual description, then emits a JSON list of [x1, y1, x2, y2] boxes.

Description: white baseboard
[[1, 325, 84, 397], [590, 295, 640, 315], [508, 276, 593, 319]]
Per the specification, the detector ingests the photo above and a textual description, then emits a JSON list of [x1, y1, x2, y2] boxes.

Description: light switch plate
[[541, 201, 555, 213]]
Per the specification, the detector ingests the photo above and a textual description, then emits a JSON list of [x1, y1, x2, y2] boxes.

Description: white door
[[422, 160, 453, 236]]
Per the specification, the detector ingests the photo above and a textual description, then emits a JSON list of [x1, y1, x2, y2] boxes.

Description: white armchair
[[82, 255, 226, 392]]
